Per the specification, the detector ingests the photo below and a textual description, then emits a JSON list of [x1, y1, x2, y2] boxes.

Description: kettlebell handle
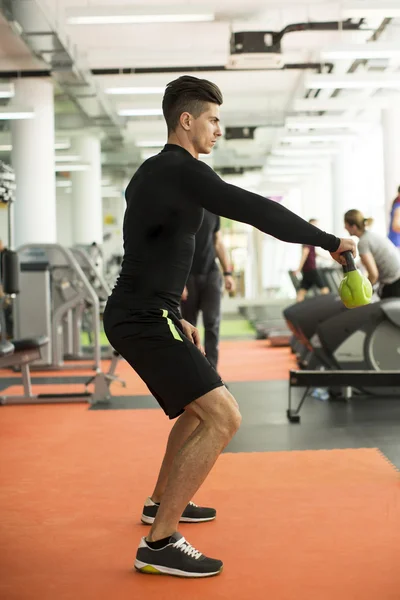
[[341, 250, 356, 273]]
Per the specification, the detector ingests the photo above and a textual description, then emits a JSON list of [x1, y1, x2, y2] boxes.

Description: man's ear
[[180, 112, 192, 131]]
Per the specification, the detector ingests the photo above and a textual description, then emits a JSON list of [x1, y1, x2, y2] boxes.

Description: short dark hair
[[162, 75, 223, 134], [308, 218, 317, 224]]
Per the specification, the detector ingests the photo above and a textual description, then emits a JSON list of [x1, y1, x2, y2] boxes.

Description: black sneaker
[[134, 532, 223, 578], [141, 497, 216, 524]]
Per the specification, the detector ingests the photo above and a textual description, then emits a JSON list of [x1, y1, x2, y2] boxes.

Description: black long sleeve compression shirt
[[112, 144, 340, 316]]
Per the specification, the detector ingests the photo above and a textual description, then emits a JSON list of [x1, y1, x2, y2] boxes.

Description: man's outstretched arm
[[183, 161, 355, 261]]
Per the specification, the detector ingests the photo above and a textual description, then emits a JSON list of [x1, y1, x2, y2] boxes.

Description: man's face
[[189, 103, 222, 154]]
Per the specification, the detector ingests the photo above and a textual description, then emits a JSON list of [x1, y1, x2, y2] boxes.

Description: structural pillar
[[71, 134, 103, 245], [11, 78, 57, 247], [331, 144, 354, 238]]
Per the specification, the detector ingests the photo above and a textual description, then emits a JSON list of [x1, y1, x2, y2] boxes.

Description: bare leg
[[147, 385, 241, 542], [296, 288, 307, 302], [150, 411, 200, 503]]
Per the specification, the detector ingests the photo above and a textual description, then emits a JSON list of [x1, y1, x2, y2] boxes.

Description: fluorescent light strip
[[267, 159, 327, 167], [293, 96, 400, 112], [285, 117, 372, 131], [56, 180, 72, 188], [306, 73, 400, 90], [118, 108, 163, 117], [136, 141, 165, 148], [105, 87, 165, 95], [55, 155, 82, 162], [342, 2, 400, 19], [266, 176, 302, 183], [321, 43, 400, 61], [282, 133, 354, 143], [68, 14, 214, 25], [55, 140, 71, 150], [0, 108, 34, 120], [266, 168, 316, 175], [272, 148, 339, 157], [1, 141, 70, 152], [0, 84, 14, 99]]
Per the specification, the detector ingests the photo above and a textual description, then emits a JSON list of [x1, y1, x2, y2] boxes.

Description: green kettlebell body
[[339, 269, 373, 309]]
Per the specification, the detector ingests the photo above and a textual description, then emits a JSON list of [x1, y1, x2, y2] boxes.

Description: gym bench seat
[[0, 335, 93, 405], [287, 369, 400, 423]]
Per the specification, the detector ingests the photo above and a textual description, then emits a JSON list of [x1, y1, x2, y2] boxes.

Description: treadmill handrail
[[71, 246, 112, 298], [17, 243, 101, 371]]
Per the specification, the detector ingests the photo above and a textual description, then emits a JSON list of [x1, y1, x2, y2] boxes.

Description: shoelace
[[188, 501, 198, 507], [173, 537, 202, 560]]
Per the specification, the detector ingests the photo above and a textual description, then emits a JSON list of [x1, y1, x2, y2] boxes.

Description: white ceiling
[[0, 0, 399, 180]]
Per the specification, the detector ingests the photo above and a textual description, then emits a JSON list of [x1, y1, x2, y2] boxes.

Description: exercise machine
[[69, 245, 112, 359], [15, 243, 102, 370], [0, 174, 124, 405], [284, 296, 400, 422]]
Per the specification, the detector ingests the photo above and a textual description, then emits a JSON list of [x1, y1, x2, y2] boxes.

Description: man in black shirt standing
[[181, 210, 235, 371], [103, 75, 356, 578]]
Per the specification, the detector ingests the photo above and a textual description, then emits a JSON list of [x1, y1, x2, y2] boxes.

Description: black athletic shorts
[[300, 269, 326, 291], [103, 298, 224, 419]]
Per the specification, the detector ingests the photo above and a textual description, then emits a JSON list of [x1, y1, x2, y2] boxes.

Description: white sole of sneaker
[[141, 514, 216, 525], [134, 559, 223, 578]]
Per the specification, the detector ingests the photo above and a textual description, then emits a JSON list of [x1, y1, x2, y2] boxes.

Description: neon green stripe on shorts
[[161, 309, 183, 342]]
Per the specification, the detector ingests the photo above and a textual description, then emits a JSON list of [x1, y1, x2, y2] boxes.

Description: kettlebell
[[339, 251, 372, 309]]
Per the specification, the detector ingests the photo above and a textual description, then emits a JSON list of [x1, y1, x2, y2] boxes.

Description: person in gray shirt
[[344, 209, 400, 299]]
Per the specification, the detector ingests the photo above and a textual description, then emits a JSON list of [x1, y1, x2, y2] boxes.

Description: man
[[181, 209, 235, 371], [103, 75, 356, 579], [388, 185, 400, 249], [294, 218, 330, 302]]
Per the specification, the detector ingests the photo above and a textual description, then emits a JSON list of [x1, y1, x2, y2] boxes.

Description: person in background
[[345, 209, 400, 299], [294, 219, 330, 302], [388, 185, 400, 249], [181, 209, 235, 372], [0, 239, 13, 338], [88, 241, 104, 272]]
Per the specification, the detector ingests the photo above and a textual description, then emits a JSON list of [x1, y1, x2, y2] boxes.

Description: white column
[[56, 189, 73, 246], [11, 78, 56, 247], [331, 144, 354, 238], [70, 134, 103, 245], [382, 109, 400, 229], [301, 162, 333, 233]]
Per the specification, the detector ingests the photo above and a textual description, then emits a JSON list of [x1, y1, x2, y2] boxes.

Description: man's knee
[[186, 386, 242, 442]]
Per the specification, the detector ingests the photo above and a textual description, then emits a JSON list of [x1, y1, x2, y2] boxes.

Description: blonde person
[[344, 209, 400, 299]]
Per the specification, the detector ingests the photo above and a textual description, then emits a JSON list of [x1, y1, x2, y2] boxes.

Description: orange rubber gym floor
[[0, 340, 399, 599]]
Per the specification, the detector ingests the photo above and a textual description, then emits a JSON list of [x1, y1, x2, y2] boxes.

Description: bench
[[0, 336, 123, 405], [287, 369, 400, 423]]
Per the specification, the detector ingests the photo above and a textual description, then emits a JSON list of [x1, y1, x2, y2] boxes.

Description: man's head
[[308, 218, 317, 226], [162, 75, 223, 155], [398, 184, 400, 196], [0, 239, 4, 252]]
